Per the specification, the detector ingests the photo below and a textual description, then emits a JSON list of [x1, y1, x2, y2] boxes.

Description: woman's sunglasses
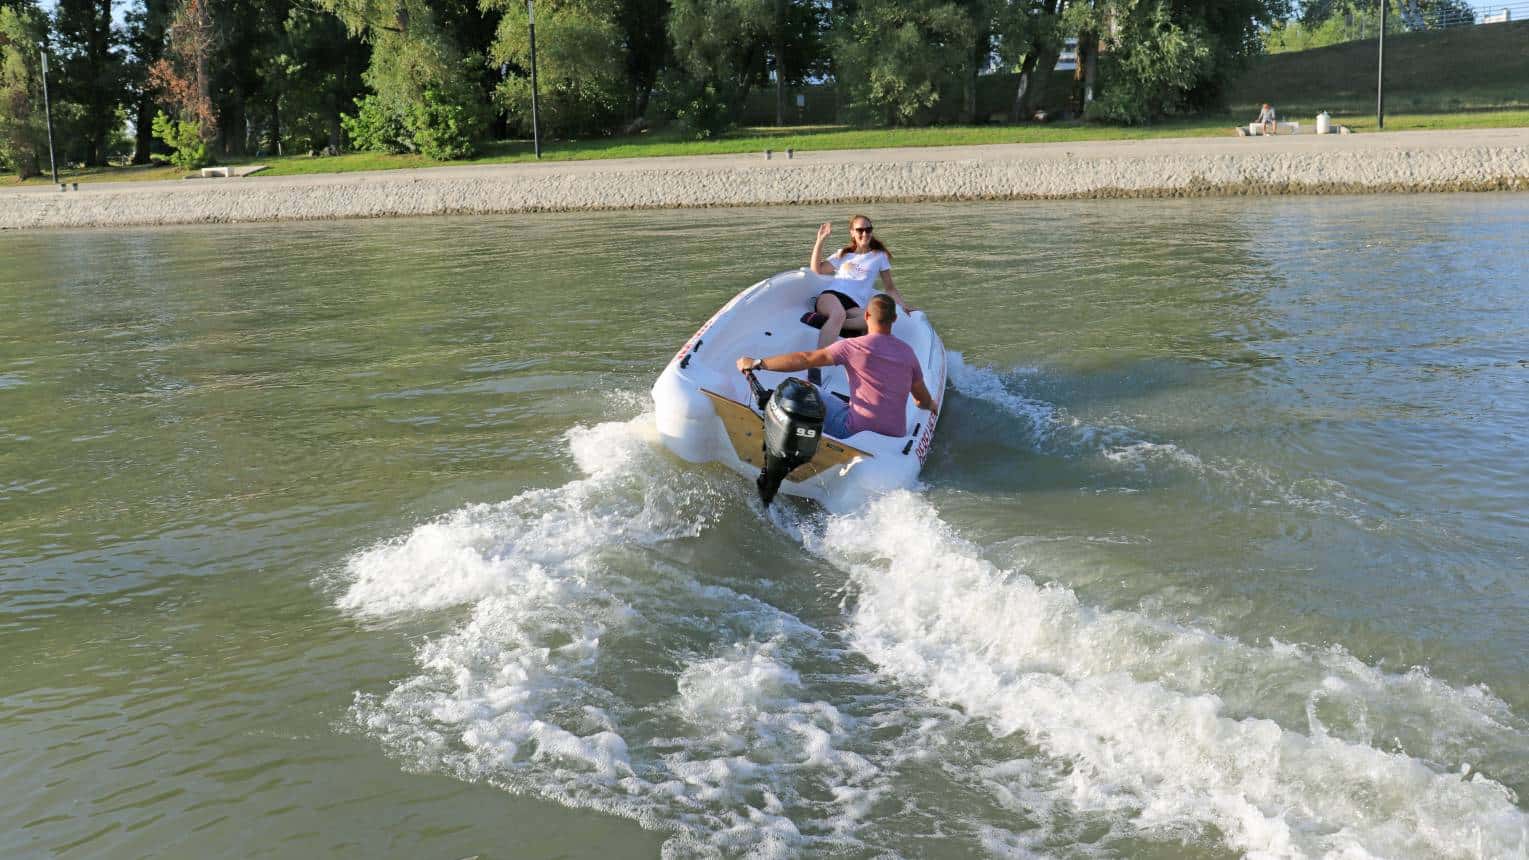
[[852, 226, 874, 234]]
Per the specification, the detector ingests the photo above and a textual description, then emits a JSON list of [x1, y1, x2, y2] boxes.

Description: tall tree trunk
[[134, 93, 154, 163], [964, 26, 987, 124], [270, 97, 280, 156], [1072, 31, 1094, 114], [327, 106, 342, 151], [1013, 0, 1064, 121], [774, 0, 786, 126], [1012, 51, 1036, 122], [87, 0, 111, 165], [1020, 45, 1062, 118], [1082, 31, 1097, 108], [224, 94, 244, 155]]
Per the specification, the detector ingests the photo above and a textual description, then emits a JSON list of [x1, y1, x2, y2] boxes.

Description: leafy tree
[[1294, 0, 1468, 30], [210, 0, 285, 156], [53, 0, 128, 165], [771, 0, 830, 124], [0, 2, 48, 178], [665, 0, 774, 134], [1265, 0, 1472, 52], [951, 0, 996, 123], [989, 0, 1068, 121], [1077, 0, 1286, 124], [272, 7, 367, 153], [661, 0, 825, 133], [485, 0, 628, 138], [318, 0, 489, 158], [148, 0, 216, 145], [617, 0, 670, 119], [1081, 0, 1207, 123], [124, 0, 172, 164], [834, 0, 974, 125]]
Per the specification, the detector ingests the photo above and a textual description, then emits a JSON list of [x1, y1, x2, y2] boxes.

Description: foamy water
[[338, 372, 1528, 858]]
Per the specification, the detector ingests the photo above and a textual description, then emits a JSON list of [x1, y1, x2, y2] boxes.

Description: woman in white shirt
[[806, 215, 917, 351]]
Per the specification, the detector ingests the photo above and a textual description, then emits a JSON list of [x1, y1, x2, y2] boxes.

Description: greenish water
[[1, 196, 1526, 859]]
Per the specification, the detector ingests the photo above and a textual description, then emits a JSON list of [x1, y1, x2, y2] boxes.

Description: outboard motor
[[751, 375, 825, 507]]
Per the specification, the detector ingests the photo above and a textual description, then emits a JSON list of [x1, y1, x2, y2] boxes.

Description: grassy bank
[[7, 108, 1526, 187], [1225, 19, 1529, 115]]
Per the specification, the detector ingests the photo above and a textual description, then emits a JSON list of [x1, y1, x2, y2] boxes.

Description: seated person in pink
[[736, 294, 938, 439]]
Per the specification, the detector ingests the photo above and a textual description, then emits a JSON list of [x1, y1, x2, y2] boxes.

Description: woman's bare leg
[[815, 294, 848, 350], [840, 307, 868, 334]]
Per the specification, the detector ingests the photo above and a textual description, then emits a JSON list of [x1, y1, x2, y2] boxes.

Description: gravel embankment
[[2, 128, 1525, 230]]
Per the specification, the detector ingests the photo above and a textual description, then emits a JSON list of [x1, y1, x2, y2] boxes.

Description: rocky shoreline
[[2, 128, 1525, 230]]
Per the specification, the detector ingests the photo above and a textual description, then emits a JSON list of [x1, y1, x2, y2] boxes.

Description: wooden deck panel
[[700, 389, 871, 480]]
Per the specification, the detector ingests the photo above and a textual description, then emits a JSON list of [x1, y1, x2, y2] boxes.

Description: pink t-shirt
[[825, 333, 923, 437]]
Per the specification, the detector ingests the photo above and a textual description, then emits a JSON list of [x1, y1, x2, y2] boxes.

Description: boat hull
[[652, 268, 946, 512]]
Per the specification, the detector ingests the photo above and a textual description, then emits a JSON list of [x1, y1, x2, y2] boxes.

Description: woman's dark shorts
[[813, 290, 859, 312]]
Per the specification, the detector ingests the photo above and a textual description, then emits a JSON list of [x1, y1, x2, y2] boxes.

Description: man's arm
[[736, 348, 836, 374], [911, 378, 939, 416]]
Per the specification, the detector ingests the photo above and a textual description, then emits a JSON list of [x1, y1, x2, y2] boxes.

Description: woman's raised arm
[[809, 222, 835, 275]]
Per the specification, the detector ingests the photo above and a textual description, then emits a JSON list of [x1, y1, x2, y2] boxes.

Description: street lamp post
[[38, 43, 58, 184], [526, 0, 541, 159], [1376, 0, 1386, 129]]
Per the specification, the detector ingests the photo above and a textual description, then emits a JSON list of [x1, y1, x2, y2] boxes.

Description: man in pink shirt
[[736, 294, 939, 439]]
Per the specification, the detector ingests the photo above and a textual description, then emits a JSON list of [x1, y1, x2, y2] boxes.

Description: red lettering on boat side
[[915, 409, 938, 462]]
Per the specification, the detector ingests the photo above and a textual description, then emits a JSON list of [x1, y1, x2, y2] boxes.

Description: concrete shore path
[[2, 127, 1526, 230]]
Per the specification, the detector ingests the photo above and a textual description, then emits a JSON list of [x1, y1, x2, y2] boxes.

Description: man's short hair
[[867, 293, 897, 324]]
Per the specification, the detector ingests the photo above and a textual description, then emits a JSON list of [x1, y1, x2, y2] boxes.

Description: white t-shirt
[[825, 250, 891, 304]]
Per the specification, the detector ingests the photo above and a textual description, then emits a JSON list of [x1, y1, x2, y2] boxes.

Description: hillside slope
[[1226, 19, 1529, 115]]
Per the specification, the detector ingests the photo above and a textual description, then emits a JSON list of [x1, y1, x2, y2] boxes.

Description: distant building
[[1055, 38, 1079, 71], [1482, 8, 1511, 22]]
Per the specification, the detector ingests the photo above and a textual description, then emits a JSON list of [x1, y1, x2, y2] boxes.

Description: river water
[[2, 195, 1527, 859]]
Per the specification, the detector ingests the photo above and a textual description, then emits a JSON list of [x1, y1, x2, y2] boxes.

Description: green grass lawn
[[4, 161, 188, 186], [251, 118, 1248, 177], [6, 108, 1525, 187]]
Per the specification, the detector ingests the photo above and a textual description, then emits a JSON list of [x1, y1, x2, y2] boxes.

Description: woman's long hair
[[838, 215, 892, 260]]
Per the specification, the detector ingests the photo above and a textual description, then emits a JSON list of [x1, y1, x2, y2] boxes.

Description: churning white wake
[[915, 355, 1528, 857], [337, 380, 1526, 858], [809, 490, 1526, 858], [339, 414, 927, 857], [339, 415, 705, 616]]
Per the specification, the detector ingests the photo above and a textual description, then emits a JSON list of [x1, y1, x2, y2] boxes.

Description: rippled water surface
[[2, 195, 1527, 859]]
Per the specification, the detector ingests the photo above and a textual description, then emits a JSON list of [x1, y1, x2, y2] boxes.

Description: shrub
[[151, 111, 212, 169], [407, 87, 487, 160], [340, 94, 410, 154], [341, 75, 488, 159], [653, 75, 731, 140]]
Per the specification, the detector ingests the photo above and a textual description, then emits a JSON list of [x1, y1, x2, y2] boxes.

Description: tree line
[[2, 0, 1297, 177], [1264, 0, 1475, 52]]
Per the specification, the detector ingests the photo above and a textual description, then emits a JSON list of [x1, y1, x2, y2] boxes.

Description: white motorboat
[[652, 268, 946, 512]]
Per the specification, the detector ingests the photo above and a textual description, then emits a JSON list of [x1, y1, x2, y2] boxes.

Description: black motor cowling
[[756, 377, 825, 507]]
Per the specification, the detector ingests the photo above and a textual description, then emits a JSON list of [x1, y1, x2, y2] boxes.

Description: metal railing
[[1410, 2, 1528, 28]]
